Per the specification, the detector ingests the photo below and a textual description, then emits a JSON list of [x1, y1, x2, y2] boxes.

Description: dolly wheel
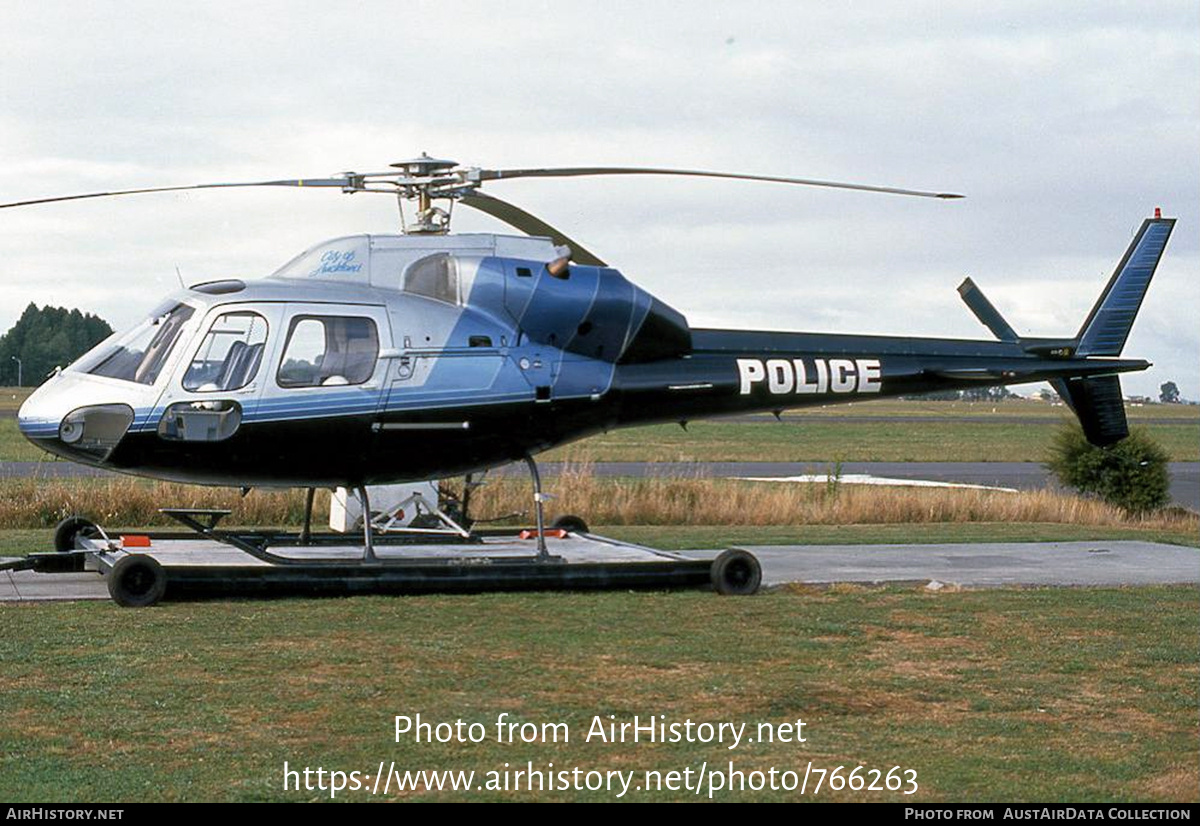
[[53, 516, 100, 552], [550, 514, 589, 534], [710, 549, 762, 596], [108, 555, 167, 608]]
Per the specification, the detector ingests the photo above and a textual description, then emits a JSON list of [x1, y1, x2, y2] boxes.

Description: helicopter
[[7, 154, 1175, 545]]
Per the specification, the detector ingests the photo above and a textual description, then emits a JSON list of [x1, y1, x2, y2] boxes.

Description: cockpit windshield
[[88, 302, 196, 385]]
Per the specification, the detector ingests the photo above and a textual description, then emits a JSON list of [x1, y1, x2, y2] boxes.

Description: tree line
[[1, 303, 113, 386]]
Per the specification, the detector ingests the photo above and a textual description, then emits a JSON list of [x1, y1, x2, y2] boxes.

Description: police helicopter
[[6, 154, 1175, 562]]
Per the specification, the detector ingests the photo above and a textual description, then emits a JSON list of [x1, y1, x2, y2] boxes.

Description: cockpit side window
[[88, 303, 195, 385], [277, 316, 379, 388], [183, 311, 269, 392], [403, 254, 459, 304]]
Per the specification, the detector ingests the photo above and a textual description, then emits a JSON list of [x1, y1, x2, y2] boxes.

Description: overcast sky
[[1, 1, 1196, 399]]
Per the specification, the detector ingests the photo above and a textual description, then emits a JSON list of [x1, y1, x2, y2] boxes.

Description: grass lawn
[[544, 418, 1199, 463], [2, 522, 1195, 803], [0, 419, 46, 462], [0, 387, 32, 413], [0, 584, 1195, 802]]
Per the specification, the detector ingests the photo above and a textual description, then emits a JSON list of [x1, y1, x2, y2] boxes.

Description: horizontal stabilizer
[[958, 277, 1019, 342], [1053, 375, 1129, 446], [1076, 218, 1174, 356]]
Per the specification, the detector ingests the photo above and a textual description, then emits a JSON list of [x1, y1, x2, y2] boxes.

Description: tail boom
[[611, 331, 1149, 428]]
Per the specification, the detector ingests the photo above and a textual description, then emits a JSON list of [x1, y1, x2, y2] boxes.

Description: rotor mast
[[388, 152, 461, 234]]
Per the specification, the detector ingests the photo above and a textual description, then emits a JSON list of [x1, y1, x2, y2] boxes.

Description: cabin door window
[[277, 316, 380, 388]]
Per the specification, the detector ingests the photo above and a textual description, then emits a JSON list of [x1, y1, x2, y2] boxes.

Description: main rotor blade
[[0, 178, 356, 210], [459, 192, 607, 266], [479, 166, 963, 200]]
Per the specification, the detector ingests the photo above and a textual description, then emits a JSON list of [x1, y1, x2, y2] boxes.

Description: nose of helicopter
[[16, 380, 63, 441], [17, 374, 136, 466]]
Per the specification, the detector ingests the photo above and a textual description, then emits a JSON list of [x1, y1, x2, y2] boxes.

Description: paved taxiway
[[3, 540, 1195, 602]]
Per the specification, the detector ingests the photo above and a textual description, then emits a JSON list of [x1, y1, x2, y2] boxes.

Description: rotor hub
[[389, 153, 459, 177]]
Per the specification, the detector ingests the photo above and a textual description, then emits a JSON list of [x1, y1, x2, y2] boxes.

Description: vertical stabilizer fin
[[1052, 375, 1129, 446], [957, 277, 1019, 342], [1075, 217, 1174, 356]]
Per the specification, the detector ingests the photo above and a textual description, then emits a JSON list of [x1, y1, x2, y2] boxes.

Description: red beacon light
[[1154, 207, 1162, 219]]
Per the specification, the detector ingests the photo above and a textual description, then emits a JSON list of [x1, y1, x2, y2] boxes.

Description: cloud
[[1, 1, 1196, 400]]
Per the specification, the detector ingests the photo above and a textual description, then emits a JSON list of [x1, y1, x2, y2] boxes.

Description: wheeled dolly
[[4, 512, 762, 607]]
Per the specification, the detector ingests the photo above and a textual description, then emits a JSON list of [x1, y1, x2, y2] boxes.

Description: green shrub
[[1045, 424, 1171, 514]]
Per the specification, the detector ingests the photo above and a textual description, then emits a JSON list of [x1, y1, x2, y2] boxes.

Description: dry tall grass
[[463, 465, 1195, 530], [1, 466, 1193, 533], [0, 477, 312, 529]]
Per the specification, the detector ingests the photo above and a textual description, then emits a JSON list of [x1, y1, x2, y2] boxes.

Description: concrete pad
[[2, 540, 1196, 603], [683, 541, 1200, 587], [2, 569, 109, 601]]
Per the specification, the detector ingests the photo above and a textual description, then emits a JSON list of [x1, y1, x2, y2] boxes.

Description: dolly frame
[[2, 512, 762, 606]]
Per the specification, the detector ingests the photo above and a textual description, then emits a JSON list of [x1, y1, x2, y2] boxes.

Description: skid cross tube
[[160, 509, 266, 556], [159, 507, 383, 567], [156, 508, 546, 567]]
